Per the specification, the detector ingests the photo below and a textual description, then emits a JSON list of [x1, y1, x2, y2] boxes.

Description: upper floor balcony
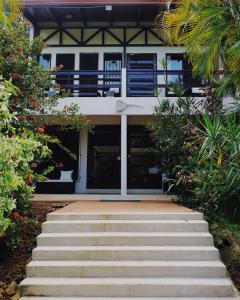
[[51, 68, 204, 99], [46, 52, 204, 99]]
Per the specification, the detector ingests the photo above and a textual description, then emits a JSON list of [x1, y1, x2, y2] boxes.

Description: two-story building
[[24, 0, 202, 197]]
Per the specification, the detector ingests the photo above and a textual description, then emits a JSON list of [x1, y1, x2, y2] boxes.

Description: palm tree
[[155, 0, 240, 95], [0, 0, 23, 26]]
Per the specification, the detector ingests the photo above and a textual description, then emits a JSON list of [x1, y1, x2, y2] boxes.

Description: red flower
[[23, 216, 29, 220], [59, 64, 64, 69], [38, 127, 45, 134], [13, 212, 20, 220]]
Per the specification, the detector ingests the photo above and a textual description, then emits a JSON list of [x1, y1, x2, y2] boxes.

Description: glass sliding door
[[127, 126, 162, 190], [87, 126, 121, 190]]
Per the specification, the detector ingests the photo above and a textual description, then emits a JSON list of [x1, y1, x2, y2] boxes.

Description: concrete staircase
[[20, 211, 239, 299]]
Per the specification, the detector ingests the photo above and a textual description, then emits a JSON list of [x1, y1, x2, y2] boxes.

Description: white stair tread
[[21, 297, 239, 300], [44, 220, 207, 224], [21, 277, 233, 285], [38, 232, 212, 237], [34, 245, 217, 250], [49, 212, 203, 215], [28, 260, 224, 267]]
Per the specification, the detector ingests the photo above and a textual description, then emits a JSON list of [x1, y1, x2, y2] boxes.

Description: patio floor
[[54, 200, 192, 214]]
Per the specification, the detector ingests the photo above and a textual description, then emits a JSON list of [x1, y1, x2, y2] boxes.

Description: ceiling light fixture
[[105, 5, 112, 11]]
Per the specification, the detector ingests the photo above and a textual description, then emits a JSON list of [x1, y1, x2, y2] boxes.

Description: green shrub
[[0, 79, 51, 232]]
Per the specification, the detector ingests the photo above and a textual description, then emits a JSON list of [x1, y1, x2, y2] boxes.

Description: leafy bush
[[147, 91, 200, 196], [4, 212, 38, 253], [0, 79, 51, 232], [149, 88, 240, 221], [192, 114, 240, 221]]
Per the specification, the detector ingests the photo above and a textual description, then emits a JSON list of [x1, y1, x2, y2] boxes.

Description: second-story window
[[166, 53, 203, 97], [39, 54, 51, 70]]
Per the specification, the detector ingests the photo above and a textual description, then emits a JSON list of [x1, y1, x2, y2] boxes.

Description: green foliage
[[192, 113, 240, 220], [149, 88, 240, 220], [0, 19, 59, 116], [147, 91, 200, 196], [4, 213, 38, 253], [156, 0, 240, 95], [0, 79, 52, 232], [0, 0, 23, 26]]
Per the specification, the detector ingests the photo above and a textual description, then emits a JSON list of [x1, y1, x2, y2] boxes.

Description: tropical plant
[[175, 112, 240, 220], [155, 0, 240, 95], [194, 113, 240, 219], [0, 0, 23, 26]]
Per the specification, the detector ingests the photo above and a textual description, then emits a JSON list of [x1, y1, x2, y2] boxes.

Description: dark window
[[79, 53, 99, 97], [56, 54, 75, 94], [39, 54, 51, 70], [166, 53, 203, 96]]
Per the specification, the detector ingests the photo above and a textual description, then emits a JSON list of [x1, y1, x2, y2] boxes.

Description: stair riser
[[20, 284, 234, 297], [42, 223, 208, 233], [47, 213, 203, 221], [37, 235, 213, 246], [26, 265, 226, 278], [33, 249, 219, 261]]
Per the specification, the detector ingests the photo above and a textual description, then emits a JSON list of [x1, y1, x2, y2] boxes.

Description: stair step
[[19, 277, 235, 297], [37, 232, 213, 246], [47, 212, 203, 221], [27, 260, 226, 278], [32, 246, 219, 261], [42, 220, 208, 233], [21, 298, 239, 300]]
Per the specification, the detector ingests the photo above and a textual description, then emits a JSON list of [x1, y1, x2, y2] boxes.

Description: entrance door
[[127, 53, 157, 97], [87, 126, 121, 190], [127, 126, 162, 190], [79, 53, 99, 97]]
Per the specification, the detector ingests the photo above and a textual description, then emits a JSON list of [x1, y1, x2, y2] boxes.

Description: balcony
[[51, 68, 204, 98]]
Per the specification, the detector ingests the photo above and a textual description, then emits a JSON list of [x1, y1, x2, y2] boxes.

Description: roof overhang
[[24, 0, 164, 26]]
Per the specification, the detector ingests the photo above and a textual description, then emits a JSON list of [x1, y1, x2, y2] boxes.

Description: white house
[[24, 0, 202, 196]]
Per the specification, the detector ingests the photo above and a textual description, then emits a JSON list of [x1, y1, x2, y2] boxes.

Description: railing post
[[121, 68, 127, 98]]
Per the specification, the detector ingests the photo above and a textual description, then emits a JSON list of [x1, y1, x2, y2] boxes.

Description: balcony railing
[[52, 70, 121, 97], [51, 69, 204, 98]]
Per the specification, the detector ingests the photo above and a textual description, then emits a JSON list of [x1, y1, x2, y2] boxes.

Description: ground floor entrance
[[37, 116, 163, 195], [87, 125, 161, 191]]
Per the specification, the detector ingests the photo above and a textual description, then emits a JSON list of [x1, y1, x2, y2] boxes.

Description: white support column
[[75, 129, 88, 193], [121, 68, 127, 98], [121, 114, 127, 196]]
